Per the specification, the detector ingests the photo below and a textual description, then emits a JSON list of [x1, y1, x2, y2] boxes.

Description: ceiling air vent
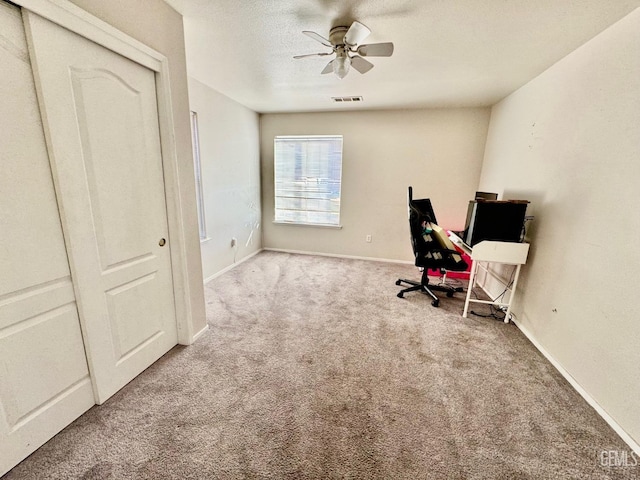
[[331, 96, 363, 103]]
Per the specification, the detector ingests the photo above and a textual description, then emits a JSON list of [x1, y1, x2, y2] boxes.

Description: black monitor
[[462, 199, 529, 247]]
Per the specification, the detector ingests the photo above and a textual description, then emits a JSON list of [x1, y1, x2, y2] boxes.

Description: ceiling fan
[[294, 21, 394, 79]]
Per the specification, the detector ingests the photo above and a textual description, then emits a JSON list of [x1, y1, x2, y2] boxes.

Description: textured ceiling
[[164, 0, 640, 113]]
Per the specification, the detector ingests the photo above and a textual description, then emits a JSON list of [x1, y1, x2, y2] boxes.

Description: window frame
[[190, 111, 207, 241], [273, 135, 344, 228]]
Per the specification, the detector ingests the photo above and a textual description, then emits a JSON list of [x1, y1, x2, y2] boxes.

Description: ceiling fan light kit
[[295, 21, 394, 79], [333, 48, 350, 79]]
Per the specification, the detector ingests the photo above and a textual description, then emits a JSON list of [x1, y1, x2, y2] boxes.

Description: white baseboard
[[203, 249, 263, 285], [513, 317, 640, 455], [263, 247, 413, 265], [191, 324, 209, 343]]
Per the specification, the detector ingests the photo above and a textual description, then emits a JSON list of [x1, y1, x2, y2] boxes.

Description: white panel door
[[0, 2, 95, 475], [24, 12, 179, 403]]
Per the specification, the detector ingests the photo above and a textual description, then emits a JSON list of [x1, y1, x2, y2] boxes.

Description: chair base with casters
[[395, 269, 463, 307]]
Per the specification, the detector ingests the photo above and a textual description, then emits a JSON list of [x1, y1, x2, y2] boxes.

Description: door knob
[[159, 238, 166, 247]]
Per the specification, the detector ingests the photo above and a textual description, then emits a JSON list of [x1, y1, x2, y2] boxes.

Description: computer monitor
[[462, 199, 529, 247]]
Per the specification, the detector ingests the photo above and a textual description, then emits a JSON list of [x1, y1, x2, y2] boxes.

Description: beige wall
[[68, 0, 207, 338], [480, 8, 640, 447], [260, 109, 491, 261], [188, 78, 262, 280]]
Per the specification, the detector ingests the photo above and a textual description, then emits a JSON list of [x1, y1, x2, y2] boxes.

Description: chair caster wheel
[[397, 292, 404, 298], [432, 300, 439, 307], [446, 291, 454, 298], [395, 280, 402, 286]]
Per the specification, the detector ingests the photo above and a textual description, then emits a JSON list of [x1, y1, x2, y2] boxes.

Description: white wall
[[260, 109, 491, 261], [68, 0, 207, 338], [188, 78, 262, 281], [479, 8, 640, 448]]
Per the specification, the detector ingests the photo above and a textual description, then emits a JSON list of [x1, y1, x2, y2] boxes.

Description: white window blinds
[[274, 135, 343, 226]]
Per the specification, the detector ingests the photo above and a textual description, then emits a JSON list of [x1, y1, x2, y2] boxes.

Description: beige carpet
[[3, 251, 636, 479]]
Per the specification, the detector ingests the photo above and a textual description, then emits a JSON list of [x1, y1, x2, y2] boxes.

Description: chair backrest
[[406, 186, 468, 272], [408, 186, 437, 224]]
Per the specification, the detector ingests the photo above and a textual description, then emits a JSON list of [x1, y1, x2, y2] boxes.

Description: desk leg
[[462, 260, 477, 318], [504, 264, 522, 324]]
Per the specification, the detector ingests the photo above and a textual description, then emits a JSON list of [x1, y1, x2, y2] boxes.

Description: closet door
[[24, 12, 179, 403], [0, 3, 94, 475]]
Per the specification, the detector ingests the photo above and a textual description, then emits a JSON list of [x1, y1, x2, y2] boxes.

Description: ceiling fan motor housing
[[329, 26, 349, 46]]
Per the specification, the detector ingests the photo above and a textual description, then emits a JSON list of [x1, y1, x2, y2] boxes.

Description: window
[[190, 111, 207, 240], [274, 135, 343, 227]]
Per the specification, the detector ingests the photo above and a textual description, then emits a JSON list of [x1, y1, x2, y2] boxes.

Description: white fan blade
[[357, 42, 394, 57], [294, 52, 332, 59], [321, 60, 334, 74], [303, 31, 332, 48], [344, 21, 371, 46], [350, 55, 374, 74]]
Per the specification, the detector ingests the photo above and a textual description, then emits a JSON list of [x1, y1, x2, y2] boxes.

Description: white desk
[[448, 233, 530, 323]]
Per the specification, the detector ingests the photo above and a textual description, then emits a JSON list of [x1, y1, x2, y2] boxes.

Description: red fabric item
[[447, 244, 471, 279]]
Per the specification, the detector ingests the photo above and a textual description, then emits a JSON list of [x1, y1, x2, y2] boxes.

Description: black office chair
[[395, 187, 468, 307]]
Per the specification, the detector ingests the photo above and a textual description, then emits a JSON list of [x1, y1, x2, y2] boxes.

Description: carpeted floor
[[3, 251, 637, 479]]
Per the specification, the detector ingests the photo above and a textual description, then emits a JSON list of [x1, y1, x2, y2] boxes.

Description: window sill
[[272, 221, 342, 230], [200, 237, 212, 244]]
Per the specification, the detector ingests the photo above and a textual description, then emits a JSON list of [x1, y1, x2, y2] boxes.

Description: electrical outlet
[[366, 235, 372, 243], [231, 237, 237, 247]]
